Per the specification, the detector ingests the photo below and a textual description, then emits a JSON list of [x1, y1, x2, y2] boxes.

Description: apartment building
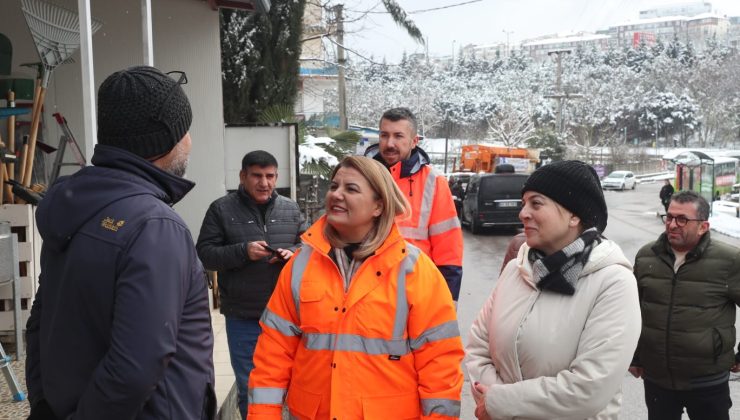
[[521, 33, 612, 61], [611, 2, 733, 51], [687, 13, 730, 47], [639, 2, 712, 19], [295, 2, 338, 125], [461, 43, 507, 61], [729, 16, 740, 49]]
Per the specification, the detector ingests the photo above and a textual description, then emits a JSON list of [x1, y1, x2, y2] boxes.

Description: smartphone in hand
[[263, 244, 287, 259]]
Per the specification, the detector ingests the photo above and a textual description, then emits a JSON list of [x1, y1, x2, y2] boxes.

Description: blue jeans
[[225, 317, 262, 419]]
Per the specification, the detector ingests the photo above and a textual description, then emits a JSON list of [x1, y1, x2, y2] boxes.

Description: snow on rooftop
[[614, 15, 689, 27], [522, 34, 611, 47], [661, 148, 740, 160], [687, 12, 728, 20]]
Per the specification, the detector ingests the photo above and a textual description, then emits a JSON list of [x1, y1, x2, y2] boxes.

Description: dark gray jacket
[[196, 188, 305, 319], [27, 145, 215, 420], [634, 232, 740, 390]]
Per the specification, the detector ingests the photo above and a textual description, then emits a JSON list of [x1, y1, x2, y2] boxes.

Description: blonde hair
[[324, 156, 410, 259]]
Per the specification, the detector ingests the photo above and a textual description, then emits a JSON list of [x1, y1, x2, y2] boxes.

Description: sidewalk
[[0, 309, 234, 420], [212, 309, 236, 407]]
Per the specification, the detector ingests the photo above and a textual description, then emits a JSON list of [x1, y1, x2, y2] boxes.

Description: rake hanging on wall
[[19, 0, 102, 188]]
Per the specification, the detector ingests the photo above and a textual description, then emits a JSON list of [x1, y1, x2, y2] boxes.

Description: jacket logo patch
[[101, 217, 126, 232]]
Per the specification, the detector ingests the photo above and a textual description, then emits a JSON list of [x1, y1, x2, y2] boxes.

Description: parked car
[[462, 172, 529, 234], [601, 170, 636, 190]]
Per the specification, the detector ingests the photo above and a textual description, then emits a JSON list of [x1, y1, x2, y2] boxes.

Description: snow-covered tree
[[221, 1, 306, 123], [324, 37, 738, 151]]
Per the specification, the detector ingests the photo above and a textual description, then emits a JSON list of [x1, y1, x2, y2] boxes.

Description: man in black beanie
[[26, 66, 215, 420]]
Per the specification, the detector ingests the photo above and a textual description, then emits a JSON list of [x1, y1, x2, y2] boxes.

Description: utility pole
[[444, 112, 450, 173], [425, 36, 430, 65], [544, 49, 582, 136], [654, 118, 659, 157], [334, 4, 347, 130]]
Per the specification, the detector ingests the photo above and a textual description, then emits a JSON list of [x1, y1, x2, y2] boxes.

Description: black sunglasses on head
[[153, 70, 188, 124]]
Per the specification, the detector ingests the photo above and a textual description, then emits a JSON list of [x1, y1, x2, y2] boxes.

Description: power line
[[324, 35, 397, 66], [409, 0, 483, 14], [353, 0, 483, 15]]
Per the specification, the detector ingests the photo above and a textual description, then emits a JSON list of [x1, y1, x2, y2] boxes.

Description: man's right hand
[[247, 241, 274, 261], [628, 366, 643, 378]]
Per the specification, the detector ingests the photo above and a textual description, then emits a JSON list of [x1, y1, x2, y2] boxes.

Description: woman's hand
[[473, 382, 492, 420]]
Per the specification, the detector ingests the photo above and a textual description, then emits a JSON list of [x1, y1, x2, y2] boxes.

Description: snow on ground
[[711, 201, 740, 238]]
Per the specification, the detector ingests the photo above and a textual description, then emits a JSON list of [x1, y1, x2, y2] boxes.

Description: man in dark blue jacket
[[25, 66, 215, 420], [197, 150, 305, 418]]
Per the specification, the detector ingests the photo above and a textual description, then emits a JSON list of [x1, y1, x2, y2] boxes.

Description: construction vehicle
[[456, 145, 539, 173]]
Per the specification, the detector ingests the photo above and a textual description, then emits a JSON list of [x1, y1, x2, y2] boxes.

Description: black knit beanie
[[97, 66, 192, 159], [522, 160, 608, 232]]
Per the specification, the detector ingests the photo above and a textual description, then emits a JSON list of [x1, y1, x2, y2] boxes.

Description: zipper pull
[[409, 178, 414, 197]]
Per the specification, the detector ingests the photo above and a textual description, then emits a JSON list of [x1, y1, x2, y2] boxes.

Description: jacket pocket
[[201, 382, 217, 420], [712, 327, 733, 363], [300, 282, 325, 303], [298, 282, 329, 331], [362, 392, 420, 419], [286, 384, 323, 419]]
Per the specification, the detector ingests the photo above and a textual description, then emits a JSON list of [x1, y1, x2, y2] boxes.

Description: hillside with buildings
[[296, 1, 739, 130]]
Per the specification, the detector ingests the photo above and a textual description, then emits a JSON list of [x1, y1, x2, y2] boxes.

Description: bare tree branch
[[487, 105, 537, 147]]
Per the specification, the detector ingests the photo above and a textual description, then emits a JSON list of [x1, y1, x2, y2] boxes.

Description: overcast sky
[[342, 0, 740, 63]]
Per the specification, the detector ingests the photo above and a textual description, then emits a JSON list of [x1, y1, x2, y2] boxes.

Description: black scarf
[[528, 228, 602, 295]]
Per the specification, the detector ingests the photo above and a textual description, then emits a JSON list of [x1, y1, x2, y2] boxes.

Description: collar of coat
[[91, 144, 195, 205], [237, 186, 277, 208], [300, 216, 409, 273], [652, 230, 711, 261], [365, 144, 431, 178]]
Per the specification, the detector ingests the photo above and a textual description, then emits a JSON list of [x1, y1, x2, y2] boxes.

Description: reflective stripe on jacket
[[366, 145, 463, 300], [248, 217, 464, 419]]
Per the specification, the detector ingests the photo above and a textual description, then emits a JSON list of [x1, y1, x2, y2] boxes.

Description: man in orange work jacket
[[365, 107, 464, 301]]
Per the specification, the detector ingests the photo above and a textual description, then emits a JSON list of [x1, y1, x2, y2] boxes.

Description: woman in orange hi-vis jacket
[[248, 156, 464, 420]]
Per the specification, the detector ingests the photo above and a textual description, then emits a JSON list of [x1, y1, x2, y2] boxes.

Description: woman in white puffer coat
[[465, 160, 642, 420]]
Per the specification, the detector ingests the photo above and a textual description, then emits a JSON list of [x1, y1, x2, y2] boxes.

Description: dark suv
[[462, 172, 529, 234]]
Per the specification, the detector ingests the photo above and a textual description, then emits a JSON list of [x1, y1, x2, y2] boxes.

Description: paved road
[[456, 180, 740, 419]]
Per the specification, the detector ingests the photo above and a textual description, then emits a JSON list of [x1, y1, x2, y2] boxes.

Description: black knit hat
[[97, 66, 192, 159], [522, 160, 608, 232]]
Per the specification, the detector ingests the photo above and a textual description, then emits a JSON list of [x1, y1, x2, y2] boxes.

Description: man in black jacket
[[26, 66, 215, 419], [659, 179, 675, 213], [196, 150, 305, 418], [630, 190, 740, 420]]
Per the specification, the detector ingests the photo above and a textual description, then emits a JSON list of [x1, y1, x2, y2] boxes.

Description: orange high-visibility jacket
[[248, 217, 464, 420], [365, 145, 464, 300]]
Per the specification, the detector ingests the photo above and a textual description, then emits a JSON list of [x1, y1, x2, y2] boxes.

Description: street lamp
[[502, 30, 514, 57], [452, 40, 456, 69]]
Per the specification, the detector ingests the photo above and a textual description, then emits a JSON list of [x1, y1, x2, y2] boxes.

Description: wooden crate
[[0, 204, 41, 332]]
